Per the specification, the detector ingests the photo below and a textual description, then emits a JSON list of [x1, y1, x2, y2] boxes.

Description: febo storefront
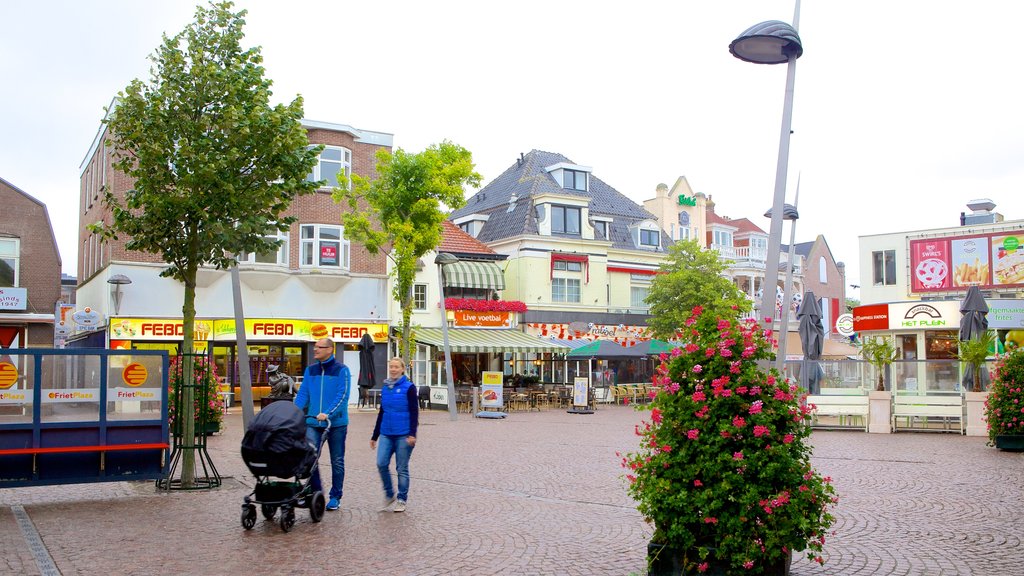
[[853, 299, 1024, 391]]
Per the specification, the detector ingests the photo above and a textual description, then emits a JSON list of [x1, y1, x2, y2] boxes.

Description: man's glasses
[[314, 345, 333, 349]]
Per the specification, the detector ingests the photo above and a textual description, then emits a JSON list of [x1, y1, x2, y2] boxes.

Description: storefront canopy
[[442, 261, 506, 290], [413, 328, 569, 353]]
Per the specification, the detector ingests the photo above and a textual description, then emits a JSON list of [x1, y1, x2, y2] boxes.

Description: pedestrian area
[[2, 405, 1023, 575]]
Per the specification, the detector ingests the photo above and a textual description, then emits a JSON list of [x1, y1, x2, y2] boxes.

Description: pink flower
[[749, 400, 764, 414], [704, 516, 718, 524], [753, 425, 769, 437], [743, 561, 754, 569], [733, 416, 746, 427], [693, 364, 703, 374], [733, 451, 744, 460], [687, 429, 700, 440], [651, 408, 663, 424], [662, 444, 672, 452], [691, 305, 704, 316], [698, 562, 709, 573], [783, 433, 794, 444], [692, 391, 706, 402], [694, 479, 703, 487], [685, 342, 699, 353]]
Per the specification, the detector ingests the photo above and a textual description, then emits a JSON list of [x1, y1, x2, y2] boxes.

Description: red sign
[[252, 322, 294, 336], [141, 322, 185, 337], [453, 311, 512, 328], [852, 304, 889, 332], [320, 244, 338, 266], [122, 362, 148, 387], [909, 239, 950, 291]]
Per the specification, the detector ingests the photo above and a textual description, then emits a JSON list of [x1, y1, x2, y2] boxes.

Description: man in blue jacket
[[295, 337, 351, 511]]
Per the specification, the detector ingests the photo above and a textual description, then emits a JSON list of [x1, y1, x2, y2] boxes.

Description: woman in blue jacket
[[294, 338, 351, 511], [370, 357, 418, 513]]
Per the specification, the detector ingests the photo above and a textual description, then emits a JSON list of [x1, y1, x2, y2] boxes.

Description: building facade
[[72, 114, 394, 402], [0, 177, 61, 348]]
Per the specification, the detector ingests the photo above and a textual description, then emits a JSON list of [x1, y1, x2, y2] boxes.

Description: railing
[[781, 358, 995, 393]]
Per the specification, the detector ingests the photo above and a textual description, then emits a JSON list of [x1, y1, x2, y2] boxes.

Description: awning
[[442, 261, 506, 290], [412, 328, 570, 353]]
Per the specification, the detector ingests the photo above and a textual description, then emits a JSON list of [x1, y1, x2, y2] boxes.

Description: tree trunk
[[180, 266, 198, 488]]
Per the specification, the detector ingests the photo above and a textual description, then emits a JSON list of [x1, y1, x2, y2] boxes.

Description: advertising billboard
[[909, 231, 1024, 292]]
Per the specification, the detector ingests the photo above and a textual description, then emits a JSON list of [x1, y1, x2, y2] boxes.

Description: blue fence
[[0, 348, 169, 488]]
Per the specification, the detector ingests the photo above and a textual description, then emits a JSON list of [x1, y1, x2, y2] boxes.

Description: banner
[[910, 231, 1024, 292]]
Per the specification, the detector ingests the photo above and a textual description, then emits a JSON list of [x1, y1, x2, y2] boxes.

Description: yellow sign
[[110, 318, 214, 341], [122, 363, 148, 387], [316, 322, 389, 342], [0, 362, 17, 389], [481, 371, 504, 386], [214, 319, 312, 341]]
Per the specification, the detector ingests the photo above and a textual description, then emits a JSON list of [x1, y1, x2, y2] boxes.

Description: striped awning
[[441, 261, 506, 290], [412, 328, 570, 353]]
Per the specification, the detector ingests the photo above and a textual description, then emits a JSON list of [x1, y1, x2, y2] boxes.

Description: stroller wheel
[[241, 505, 257, 530], [261, 504, 277, 520], [310, 491, 326, 523], [280, 508, 296, 532]]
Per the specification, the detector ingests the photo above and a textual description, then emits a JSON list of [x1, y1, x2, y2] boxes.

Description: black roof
[[451, 150, 668, 251]]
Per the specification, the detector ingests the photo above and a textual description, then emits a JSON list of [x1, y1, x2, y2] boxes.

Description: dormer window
[[551, 205, 581, 235], [640, 229, 660, 247], [594, 221, 608, 240], [563, 169, 588, 191]]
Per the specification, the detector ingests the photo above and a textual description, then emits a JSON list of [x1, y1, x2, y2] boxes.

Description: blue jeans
[[306, 424, 347, 500], [377, 434, 414, 502]]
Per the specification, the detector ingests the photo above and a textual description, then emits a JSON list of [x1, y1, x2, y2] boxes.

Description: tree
[[958, 331, 995, 392], [91, 1, 319, 486], [334, 142, 481, 365], [645, 239, 751, 339]]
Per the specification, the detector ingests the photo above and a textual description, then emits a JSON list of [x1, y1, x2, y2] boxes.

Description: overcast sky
[[3, 0, 1024, 300]]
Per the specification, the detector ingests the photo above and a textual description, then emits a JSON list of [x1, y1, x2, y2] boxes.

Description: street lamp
[[730, 4, 803, 345], [107, 274, 132, 316], [435, 252, 460, 421]]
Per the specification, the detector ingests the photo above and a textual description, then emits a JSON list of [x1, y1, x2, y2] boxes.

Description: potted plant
[[622, 306, 837, 575], [957, 331, 995, 393], [859, 336, 898, 392], [984, 347, 1024, 451], [168, 355, 223, 435]]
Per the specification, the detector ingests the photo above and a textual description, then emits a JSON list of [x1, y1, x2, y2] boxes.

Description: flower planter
[[202, 421, 221, 436], [994, 435, 1024, 451], [868, 390, 892, 434], [964, 391, 988, 437], [647, 542, 790, 576]]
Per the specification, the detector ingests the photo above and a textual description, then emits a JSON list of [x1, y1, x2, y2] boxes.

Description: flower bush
[[984, 347, 1024, 443], [444, 298, 528, 313], [168, 355, 223, 434], [622, 306, 838, 574]]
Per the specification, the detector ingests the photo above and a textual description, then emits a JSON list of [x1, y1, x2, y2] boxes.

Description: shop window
[[1, 238, 19, 286], [240, 230, 289, 265], [552, 278, 581, 303], [306, 145, 351, 189], [413, 283, 427, 311], [872, 250, 896, 286], [301, 224, 350, 269], [925, 330, 958, 359]]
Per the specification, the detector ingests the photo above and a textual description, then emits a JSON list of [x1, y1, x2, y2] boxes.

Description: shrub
[[621, 306, 837, 573], [985, 347, 1024, 443]]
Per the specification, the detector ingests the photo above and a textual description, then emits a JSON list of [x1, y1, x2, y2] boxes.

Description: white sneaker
[[381, 495, 396, 511], [393, 500, 407, 513]]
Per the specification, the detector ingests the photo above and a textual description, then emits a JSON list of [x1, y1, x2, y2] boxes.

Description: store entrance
[[212, 343, 305, 387]]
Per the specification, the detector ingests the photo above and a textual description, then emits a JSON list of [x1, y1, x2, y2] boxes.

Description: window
[[713, 229, 733, 247], [631, 286, 649, 309], [872, 250, 896, 286], [819, 256, 827, 283], [553, 260, 582, 272], [640, 229, 660, 248], [413, 284, 427, 311], [551, 206, 581, 235], [0, 238, 18, 286], [240, 230, 289, 265], [301, 224, 350, 269], [552, 278, 581, 302], [563, 170, 587, 191], [306, 145, 351, 189], [593, 220, 608, 240]]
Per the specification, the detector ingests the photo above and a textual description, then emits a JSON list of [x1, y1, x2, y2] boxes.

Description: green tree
[[958, 330, 994, 392], [91, 1, 319, 485], [860, 336, 899, 391], [334, 142, 481, 365], [645, 240, 751, 339]]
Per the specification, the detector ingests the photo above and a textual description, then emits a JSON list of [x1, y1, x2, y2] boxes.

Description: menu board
[[910, 231, 1024, 292]]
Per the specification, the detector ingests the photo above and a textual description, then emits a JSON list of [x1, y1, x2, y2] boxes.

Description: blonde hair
[[388, 357, 407, 371]]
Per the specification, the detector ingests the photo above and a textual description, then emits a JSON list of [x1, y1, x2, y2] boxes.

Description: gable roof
[[439, 221, 503, 260], [450, 149, 666, 251], [780, 241, 815, 258]]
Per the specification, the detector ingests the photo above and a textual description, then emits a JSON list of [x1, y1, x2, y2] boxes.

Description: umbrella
[[959, 286, 990, 391], [631, 339, 677, 356], [567, 340, 647, 359], [357, 332, 376, 385], [797, 291, 824, 394]]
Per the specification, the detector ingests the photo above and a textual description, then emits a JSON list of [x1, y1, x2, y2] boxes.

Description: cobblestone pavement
[[2, 405, 1023, 575]]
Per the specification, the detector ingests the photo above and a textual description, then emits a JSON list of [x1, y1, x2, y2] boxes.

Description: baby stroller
[[240, 401, 327, 532]]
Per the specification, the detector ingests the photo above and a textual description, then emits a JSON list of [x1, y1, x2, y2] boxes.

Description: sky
[[3, 0, 1024, 300]]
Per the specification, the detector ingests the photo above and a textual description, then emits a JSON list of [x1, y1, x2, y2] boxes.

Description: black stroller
[[240, 401, 327, 532]]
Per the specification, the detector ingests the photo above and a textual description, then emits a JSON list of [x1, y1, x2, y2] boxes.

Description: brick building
[[0, 177, 61, 348], [72, 111, 393, 402]]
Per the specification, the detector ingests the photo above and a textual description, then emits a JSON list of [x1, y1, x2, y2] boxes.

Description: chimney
[[962, 199, 1002, 225]]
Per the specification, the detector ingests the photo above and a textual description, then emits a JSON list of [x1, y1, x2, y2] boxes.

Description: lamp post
[[435, 252, 459, 421], [765, 200, 799, 375], [107, 274, 132, 316], [730, 3, 803, 344]]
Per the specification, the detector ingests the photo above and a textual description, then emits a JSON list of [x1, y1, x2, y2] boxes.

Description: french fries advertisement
[[950, 237, 990, 287], [952, 259, 989, 287]]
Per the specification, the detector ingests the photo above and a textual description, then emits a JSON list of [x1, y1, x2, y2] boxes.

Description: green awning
[[442, 261, 506, 290], [412, 328, 569, 353]]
